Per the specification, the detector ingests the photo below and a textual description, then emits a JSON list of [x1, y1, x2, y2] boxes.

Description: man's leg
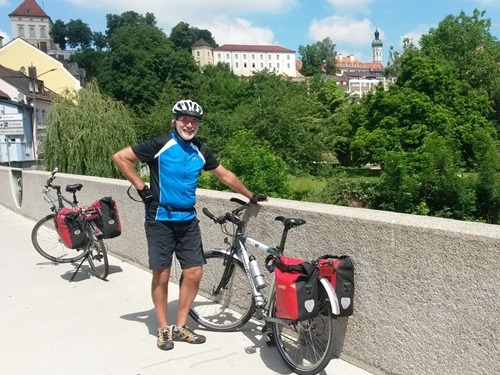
[[152, 267, 171, 328], [176, 265, 203, 326]]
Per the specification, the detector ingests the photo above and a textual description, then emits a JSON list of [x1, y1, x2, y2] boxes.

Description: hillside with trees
[[43, 9, 500, 223]]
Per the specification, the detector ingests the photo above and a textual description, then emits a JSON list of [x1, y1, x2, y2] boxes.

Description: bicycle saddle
[[275, 216, 306, 229], [65, 184, 83, 193]]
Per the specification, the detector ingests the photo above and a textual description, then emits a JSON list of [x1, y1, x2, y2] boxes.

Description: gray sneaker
[[172, 325, 206, 344], [157, 326, 174, 350]]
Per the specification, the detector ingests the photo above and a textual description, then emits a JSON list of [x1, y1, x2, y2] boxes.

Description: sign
[[0, 128, 24, 135], [0, 113, 24, 129], [0, 113, 23, 121]]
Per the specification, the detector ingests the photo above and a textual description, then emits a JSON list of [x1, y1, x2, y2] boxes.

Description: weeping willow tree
[[43, 81, 136, 178]]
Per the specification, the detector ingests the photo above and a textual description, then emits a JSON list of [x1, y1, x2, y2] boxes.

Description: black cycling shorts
[[144, 219, 206, 270]]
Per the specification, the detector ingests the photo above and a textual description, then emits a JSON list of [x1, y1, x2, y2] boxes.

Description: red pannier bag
[[91, 196, 121, 239], [274, 256, 319, 321], [317, 255, 355, 316], [55, 207, 89, 249]]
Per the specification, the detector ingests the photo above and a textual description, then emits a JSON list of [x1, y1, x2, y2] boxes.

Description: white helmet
[[172, 99, 203, 119]]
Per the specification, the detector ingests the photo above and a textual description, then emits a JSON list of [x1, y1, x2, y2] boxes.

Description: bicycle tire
[[185, 250, 255, 332], [31, 214, 87, 263], [86, 228, 109, 280], [271, 280, 337, 375]]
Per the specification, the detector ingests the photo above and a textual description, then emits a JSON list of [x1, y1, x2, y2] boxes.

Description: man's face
[[175, 115, 200, 141]]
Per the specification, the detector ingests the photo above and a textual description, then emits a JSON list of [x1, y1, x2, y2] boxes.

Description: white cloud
[[0, 29, 9, 43], [309, 15, 381, 47], [201, 17, 275, 45], [467, 0, 500, 5], [66, 0, 297, 27], [400, 24, 433, 47], [0, 0, 9, 5], [326, 0, 372, 14]]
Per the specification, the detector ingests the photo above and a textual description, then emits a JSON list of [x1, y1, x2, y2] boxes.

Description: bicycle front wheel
[[31, 214, 87, 263], [186, 250, 255, 332], [86, 230, 109, 280], [271, 279, 337, 375]]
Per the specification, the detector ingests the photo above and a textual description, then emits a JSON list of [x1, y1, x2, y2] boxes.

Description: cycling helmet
[[172, 99, 204, 120]]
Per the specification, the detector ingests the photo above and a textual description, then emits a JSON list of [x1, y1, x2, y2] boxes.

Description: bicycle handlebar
[[203, 198, 249, 225]]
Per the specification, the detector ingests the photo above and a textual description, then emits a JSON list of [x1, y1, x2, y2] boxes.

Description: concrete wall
[[1, 166, 499, 375]]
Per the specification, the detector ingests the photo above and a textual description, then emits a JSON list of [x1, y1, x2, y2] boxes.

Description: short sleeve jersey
[[131, 131, 219, 222]]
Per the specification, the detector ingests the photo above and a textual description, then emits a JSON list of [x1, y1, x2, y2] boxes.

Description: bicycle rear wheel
[[186, 250, 255, 332], [31, 214, 87, 263], [271, 280, 336, 375], [86, 229, 109, 280]]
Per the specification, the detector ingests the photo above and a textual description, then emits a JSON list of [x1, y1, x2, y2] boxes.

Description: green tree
[[92, 31, 108, 51], [50, 19, 67, 50], [66, 19, 93, 49], [70, 49, 104, 81], [97, 25, 198, 114], [420, 9, 500, 123], [105, 11, 157, 39], [169, 22, 217, 51], [43, 81, 136, 178], [298, 37, 336, 76], [200, 130, 291, 197]]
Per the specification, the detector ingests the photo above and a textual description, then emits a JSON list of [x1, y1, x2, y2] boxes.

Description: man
[[113, 99, 266, 351]]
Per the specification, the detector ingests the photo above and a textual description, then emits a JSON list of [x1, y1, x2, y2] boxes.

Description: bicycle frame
[[206, 202, 339, 323]]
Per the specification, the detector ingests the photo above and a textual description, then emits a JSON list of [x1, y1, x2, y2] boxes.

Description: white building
[[8, 0, 60, 53], [192, 39, 297, 77]]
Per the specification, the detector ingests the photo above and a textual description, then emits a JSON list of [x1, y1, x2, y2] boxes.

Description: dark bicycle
[[31, 168, 109, 280]]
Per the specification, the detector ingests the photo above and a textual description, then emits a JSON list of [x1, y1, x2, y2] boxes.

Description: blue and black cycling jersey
[[131, 131, 219, 222]]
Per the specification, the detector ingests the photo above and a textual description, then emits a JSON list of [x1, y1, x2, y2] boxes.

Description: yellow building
[[0, 37, 81, 95]]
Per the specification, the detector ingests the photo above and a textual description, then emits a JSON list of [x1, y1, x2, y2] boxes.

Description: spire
[[372, 28, 383, 47]]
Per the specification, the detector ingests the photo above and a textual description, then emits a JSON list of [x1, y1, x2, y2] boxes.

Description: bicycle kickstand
[[70, 255, 87, 282]]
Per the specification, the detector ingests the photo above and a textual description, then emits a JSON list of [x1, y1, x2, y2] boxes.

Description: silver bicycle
[[182, 198, 341, 375]]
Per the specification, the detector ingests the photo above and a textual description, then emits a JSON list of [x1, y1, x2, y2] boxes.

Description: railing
[[0, 166, 498, 375]]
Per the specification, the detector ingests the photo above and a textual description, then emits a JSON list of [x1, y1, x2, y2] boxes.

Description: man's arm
[[112, 146, 146, 190], [209, 165, 254, 200]]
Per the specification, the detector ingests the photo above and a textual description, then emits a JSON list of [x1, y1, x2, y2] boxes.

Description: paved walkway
[[0, 204, 373, 375]]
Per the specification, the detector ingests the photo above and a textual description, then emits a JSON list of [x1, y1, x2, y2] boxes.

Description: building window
[[260, 54, 264, 60], [276, 55, 279, 60], [277, 63, 280, 69], [218, 53, 221, 59], [40, 27, 46, 38], [252, 54, 255, 60], [235, 54, 238, 59], [207, 51, 211, 57], [252, 63, 256, 68], [235, 62, 239, 68], [268, 63, 272, 68], [287, 55, 291, 60], [29, 26, 35, 38], [243, 54, 246, 59], [287, 63, 291, 69], [19, 26, 24, 37], [244, 63, 247, 68], [226, 53, 230, 59], [196, 51, 200, 56]]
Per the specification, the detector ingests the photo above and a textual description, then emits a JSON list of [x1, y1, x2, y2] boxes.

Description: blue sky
[[1, 0, 499, 63]]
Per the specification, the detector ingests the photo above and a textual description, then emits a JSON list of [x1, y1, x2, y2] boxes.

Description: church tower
[[371, 28, 383, 63]]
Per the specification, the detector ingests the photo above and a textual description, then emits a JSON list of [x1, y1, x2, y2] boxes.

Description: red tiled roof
[[215, 44, 295, 53], [9, 0, 49, 18]]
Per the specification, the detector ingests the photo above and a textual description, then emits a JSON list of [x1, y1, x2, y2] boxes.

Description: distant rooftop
[[215, 44, 295, 53], [9, 0, 49, 18]]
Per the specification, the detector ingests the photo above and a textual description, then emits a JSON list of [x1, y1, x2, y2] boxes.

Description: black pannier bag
[[55, 207, 89, 249], [91, 197, 122, 239], [317, 255, 355, 316], [274, 256, 319, 321]]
